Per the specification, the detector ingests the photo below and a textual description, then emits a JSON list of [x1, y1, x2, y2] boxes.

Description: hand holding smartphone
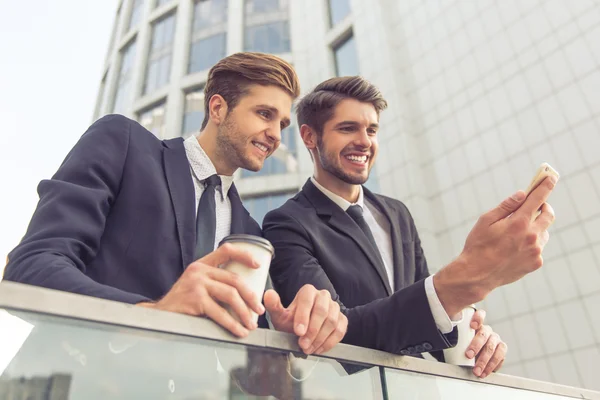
[[525, 163, 560, 196]]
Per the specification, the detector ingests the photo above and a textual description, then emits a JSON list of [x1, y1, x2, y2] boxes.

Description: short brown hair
[[201, 52, 300, 129], [296, 76, 388, 135]]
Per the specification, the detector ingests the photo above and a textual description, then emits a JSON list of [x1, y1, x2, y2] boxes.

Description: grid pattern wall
[[350, 0, 600, 390]]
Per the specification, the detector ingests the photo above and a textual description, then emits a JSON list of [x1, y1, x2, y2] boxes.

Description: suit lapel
[[303, 180, 393, 296], [228, 184, 248, 234], [364, 188, 405, 292], [163, 138, 196, 269]]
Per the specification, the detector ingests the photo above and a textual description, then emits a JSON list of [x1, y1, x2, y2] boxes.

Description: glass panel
[[384, 368, 574, 399], [138, 103, 167, 139], [244, 21, 290, 53], [334, 35, 359, 77], [245, 0, 287, 15], [188, 33, 227, 74], [182, 89, 205, 137], [242, 193, 295, 225], [192, 0, 228, 32], [156, 0, 170, 8], [112, 40, 137, 114], [328, 0, 351, 26], [144, 14, 176, 94], [0, 308, 382, 399], [127, 0, 143, 32]]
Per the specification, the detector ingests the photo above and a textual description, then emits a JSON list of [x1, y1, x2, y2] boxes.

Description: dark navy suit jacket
[[5, 114, 262, 306], [263, 180, 457, 357]]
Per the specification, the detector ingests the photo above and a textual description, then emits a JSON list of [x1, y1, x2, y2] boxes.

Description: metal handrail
[[0, 281, 598, 399]]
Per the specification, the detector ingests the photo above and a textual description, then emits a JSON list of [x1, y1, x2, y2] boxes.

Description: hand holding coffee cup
[[443, 306, 477, 367]]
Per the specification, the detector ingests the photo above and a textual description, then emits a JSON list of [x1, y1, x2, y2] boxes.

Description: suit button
[[423, 342, 433, 351], [415, 345, 425, 353], [400, 350, 410, 356], [407, 346, 416, 354]]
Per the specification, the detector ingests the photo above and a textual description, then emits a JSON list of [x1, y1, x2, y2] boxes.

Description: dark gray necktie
[[194, 174, 221, 260], [346, 204, 384, 264]]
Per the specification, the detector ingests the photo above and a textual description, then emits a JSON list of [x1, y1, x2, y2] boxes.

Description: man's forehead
[[330, 98, 379, 123]]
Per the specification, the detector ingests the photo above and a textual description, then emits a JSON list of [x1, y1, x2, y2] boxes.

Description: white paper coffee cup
[[442, 306, 476, 366], [219, 234, 274, 324]]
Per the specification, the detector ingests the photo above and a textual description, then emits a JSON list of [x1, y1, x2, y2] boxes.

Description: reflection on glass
[[182, 89, 205, 138], [127, 0, 143, 32], [112, 40, 137, 115], [245, 21, 291, 53], [192, 0, 227, 31], [328, 0, 351, 27], [189, 33, 227, 74], [0, 308, 381, 399], [245, 0, 287, 14], [144, 13, 176, 95], [243, 192, 295, 224], [138, 103, 166, 139], [334, 34, 359, 77]]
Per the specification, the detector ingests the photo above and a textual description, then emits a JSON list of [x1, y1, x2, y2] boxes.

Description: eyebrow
[[334, 120, 379, 129], [256, 104, 291, 128]]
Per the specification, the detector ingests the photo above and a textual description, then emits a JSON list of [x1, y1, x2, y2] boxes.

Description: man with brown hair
[[263, 76, 556, 377], [5, 53, 347, 353]]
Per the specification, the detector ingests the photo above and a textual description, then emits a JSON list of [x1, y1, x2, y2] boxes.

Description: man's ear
[[208, 94, 229, 126], [300, 124, 317, 150]]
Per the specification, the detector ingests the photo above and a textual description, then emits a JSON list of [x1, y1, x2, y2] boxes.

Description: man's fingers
[[534, 203, 555, 231], [205, 267, 264, 315], [206, 279, 256, 330], [298, 289, 330, 353], [473, 332, 501, 377], [292, 285, 317, 337], [308, 301, 340, 354], [470, 309, 486, 330], [538, 229, 550, 248], [481, 191, 526, 224], [493, 358, 505, 372], [481, 341, 507, 378], [198, 243, 260, 269], [466, 325, 492, 360], [316, 313, 348, 355], [515, 176, 557, 219], [202, 296, 249, 338]]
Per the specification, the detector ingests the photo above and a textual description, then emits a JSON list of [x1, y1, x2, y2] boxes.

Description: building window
[[156, 0, 170, 8], [182, 89, 205, 138], [328, 0, 351, 27], [244, 0, 290, 54], [127, 0, 144, 32], [144, 13, 176, 95], [188, 0, 228, 74], [242, 192, 295, 225], [334, 34, 359, 77], [241, 112, 298, 178], [112, 40, 137, 115], [139, 102, 167, 139], [245, 21, 290, 54]]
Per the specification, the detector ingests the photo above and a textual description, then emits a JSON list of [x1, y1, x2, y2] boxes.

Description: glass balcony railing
[[0, 281, 598, 400]]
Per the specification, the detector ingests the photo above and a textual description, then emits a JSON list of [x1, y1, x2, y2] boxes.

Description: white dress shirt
[[310, 177, 460, 334], [184, 134, 235, 252]]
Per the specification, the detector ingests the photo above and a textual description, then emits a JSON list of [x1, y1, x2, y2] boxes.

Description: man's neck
[[313, 170, 360, 203], [197, 128, 235, 176]]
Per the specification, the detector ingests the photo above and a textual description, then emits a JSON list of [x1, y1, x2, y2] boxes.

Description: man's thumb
[[484, 190, 526, 223], [263, 289, 284, 315]]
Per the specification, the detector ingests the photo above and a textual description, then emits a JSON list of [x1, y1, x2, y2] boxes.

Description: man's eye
[[258, 110, 271, 119]]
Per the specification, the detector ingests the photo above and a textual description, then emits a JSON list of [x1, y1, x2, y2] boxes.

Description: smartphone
[[525, 162, 560, 196]]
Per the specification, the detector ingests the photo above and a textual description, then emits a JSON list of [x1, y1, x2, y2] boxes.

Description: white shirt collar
[[184, 134, 234, 197], [310, 176, 364, 212]]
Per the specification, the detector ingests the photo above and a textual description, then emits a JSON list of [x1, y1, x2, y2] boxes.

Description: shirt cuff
[[424, 275, 463, 334]]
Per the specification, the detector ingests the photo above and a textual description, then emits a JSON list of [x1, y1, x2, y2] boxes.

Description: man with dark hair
[[5, 53, 347, 353], [264, 76, 556, 378]]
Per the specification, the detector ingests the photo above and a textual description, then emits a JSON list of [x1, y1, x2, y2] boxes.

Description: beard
[[316, 137, 370, 185], [216, 114, 262, 172]]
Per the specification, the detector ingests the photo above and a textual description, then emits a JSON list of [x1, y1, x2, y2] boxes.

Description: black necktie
[[346, 204, 384, 264], [194, 174, 221, 260]]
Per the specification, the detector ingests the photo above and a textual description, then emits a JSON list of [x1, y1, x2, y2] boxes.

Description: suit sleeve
[[263, 208, 457, 356], [4, 115, 149, 304]]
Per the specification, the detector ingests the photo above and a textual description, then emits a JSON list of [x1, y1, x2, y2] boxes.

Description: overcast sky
[[0, 1, 118, 274]]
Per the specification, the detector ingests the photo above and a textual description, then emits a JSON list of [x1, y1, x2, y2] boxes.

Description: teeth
[[345, 155, 367, 163], [253, 142, 268, 152]]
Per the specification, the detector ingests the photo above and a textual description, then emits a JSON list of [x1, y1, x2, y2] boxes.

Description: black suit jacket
[[263, 179, 457, 356], [6, 115, 262, 308]]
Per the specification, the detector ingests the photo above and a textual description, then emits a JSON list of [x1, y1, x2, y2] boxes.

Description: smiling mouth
[[344, 154, 369, 165], [252, 141, 269, 154]]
